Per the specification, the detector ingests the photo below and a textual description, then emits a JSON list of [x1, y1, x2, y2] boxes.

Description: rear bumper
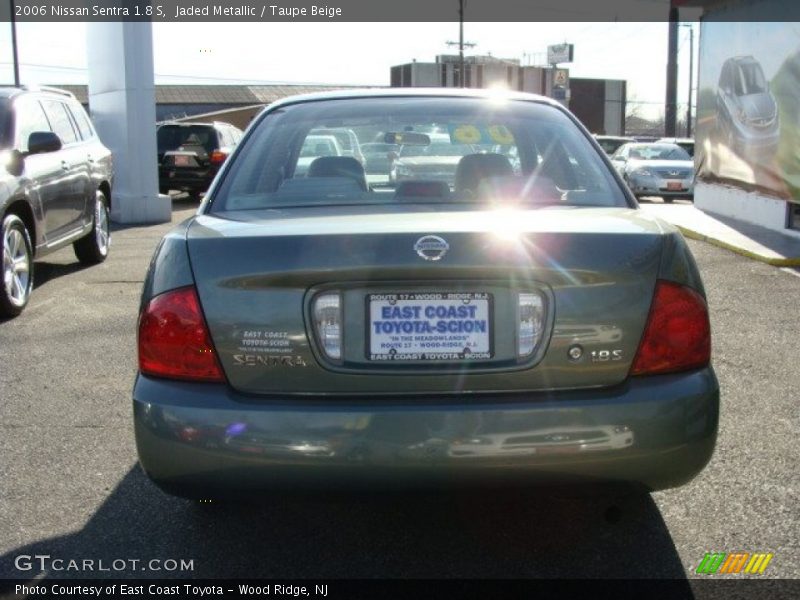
[[133, 368, 719, 496], [628, 174, 694, 198], [158, 167, 216, 192]]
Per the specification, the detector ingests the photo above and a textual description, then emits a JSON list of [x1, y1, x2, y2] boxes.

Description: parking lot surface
[[1, 201, 798, 581]]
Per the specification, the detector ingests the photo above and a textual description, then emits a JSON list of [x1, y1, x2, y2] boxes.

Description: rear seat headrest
[[455, 153, 514, 195], [308, 156, 367, 191]]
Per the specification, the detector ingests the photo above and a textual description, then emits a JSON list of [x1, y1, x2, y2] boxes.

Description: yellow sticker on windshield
[[452, 125, 483, 144], [487, 125, 514, 145]]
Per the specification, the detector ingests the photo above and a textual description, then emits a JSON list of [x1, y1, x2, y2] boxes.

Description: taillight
[[312, 292, 342, 361], [210, 150, 228, 165], [630, 280, 710, 376], [517, 292, 545, 357], [138, 286, 224, 382]]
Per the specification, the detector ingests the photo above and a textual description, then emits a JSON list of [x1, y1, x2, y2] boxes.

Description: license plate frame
[[367, 292, 493, 362], [666, 181, 682, 191]]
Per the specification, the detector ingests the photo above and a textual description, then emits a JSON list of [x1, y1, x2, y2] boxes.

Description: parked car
[[157, 121, 243, 200], [309, 127, 365, 165], [594, 134, 634, 155], [715, 56, 780, 156], [134, 89, 717, 499], [657, 137, 695, 158], [360, 142, 399, 175], [389, 134, 479, 184], [0, 86, 113, 318], [611, 142, 695, 202], [294, 134, 343, 177]]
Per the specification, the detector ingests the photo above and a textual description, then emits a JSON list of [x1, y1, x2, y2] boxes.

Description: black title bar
[[1, 0, 799, 22]]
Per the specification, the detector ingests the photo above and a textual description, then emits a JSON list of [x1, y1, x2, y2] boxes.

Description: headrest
[[307, 156, 367, 190], [455, 153, 514, 194]]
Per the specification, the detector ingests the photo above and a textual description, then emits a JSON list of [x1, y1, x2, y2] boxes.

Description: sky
[[0, 21, 699, 120]]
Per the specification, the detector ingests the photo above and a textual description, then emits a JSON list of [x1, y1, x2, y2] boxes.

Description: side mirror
[[27, 131, 62, 156]]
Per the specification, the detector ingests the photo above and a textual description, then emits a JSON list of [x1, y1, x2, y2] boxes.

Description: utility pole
[[459, 0, 464, 87], [681, 23, 694, 137], [665, 5, 679, 137], [10, 0, 20, 86], [445, 0, 476, 88]]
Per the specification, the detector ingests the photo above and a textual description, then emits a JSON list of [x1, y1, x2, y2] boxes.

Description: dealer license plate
[[368, 292, 492, 361], [666, 181, 682, 190]]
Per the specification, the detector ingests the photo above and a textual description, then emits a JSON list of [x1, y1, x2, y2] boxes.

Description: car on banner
[[715, 56, 780, 156], [134, 89, 718, 499]]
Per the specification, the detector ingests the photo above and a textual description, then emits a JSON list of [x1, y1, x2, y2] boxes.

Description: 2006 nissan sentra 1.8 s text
[[133, 89, 718, 499]]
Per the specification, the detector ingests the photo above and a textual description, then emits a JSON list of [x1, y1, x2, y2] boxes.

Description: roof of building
[[56, 83, 375, 105]]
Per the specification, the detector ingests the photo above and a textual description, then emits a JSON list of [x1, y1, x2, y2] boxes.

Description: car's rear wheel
[[1, 214, 33, 318], [74, 190, 110, 264], [663, 197, 674, 204]]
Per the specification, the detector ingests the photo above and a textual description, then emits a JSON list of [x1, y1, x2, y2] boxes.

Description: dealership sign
[[547, 43, 574, 65]]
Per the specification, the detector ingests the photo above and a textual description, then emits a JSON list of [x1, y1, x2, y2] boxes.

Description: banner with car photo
[[696, 11, 800, 204]]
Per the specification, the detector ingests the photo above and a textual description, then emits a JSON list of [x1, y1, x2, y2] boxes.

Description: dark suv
[[0, 86, 113, 318], [157, 121, 243, 200]]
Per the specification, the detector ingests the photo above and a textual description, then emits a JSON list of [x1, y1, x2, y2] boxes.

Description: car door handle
[[87, 155, 95, 164], [61, 161, 70, 171]]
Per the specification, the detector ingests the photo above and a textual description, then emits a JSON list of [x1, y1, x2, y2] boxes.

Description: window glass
[[0, 99, 11, 148], [15, 98, 52, 151], [211, 97, 628, 212], [157, 125, 218, 153], [41, 100, 78, 145], [212, 97, 627, 211], [628, 144, 690, 161], [737, 63, 767, 96], [69, 104, 94, 140], [220, 127, 234, 147]]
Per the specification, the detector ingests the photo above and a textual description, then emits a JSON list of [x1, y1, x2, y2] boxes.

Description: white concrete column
[[86, 22, 171, 224]]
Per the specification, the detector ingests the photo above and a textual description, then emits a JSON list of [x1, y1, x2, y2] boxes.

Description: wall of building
[[389, 60, 624, 135]]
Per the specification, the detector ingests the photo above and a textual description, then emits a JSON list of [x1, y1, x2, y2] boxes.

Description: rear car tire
[[74, 190, 110, 265], [1, 214, 34, 318], [663, 197, 674, 204]]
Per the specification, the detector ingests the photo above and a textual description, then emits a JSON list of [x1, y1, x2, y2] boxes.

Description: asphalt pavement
[[0, 200, 798, 584]]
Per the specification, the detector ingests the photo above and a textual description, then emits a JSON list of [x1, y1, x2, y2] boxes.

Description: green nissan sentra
[[134, 89, 718, 498]]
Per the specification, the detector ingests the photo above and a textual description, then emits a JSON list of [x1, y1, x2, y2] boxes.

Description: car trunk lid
[[186, 205, 666, 395]]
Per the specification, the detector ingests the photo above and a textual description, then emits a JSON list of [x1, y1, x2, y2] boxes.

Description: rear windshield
[[629, 144, 691, 161], [210, 97, 628, 212], [596, 138, 628, 155], [157, 125, 219, 153]]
